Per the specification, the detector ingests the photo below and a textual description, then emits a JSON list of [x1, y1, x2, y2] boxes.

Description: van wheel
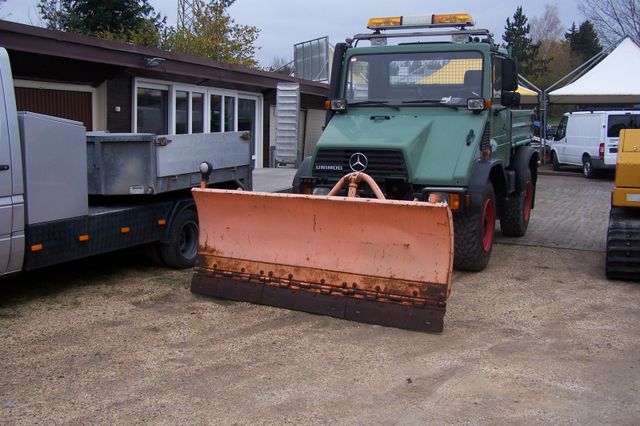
[[454, 181, 495, 272], [551, 151, 560, 171], [582, 155, 596, 179], [160, 209, 199, 269], [500, 168, 532, 237]]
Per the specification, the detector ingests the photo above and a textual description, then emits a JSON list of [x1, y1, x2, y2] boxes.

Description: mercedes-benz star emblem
[[349, 152, 368, 172]]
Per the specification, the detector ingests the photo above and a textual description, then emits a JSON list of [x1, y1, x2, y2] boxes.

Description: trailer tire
[[500, 168, 532, 237], [160, 209, 199, 269], [454, 182, 495, 272], [145, 243, 165, 266]]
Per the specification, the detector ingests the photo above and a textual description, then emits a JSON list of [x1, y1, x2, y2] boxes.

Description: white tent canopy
[[548, 37, 640, 104]]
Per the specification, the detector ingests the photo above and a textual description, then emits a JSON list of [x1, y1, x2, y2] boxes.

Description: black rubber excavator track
[[606, 207, 640, 281]]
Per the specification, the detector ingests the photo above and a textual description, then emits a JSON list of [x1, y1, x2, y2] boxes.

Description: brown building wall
[[15, 87, 93, 130]]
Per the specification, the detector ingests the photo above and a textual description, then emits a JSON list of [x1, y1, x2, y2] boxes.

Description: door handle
[[0, 165, 9, 171]]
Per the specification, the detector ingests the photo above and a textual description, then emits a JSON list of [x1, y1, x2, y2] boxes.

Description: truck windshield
[[344, 51, 483, 107]]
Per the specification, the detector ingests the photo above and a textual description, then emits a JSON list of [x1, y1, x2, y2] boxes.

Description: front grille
[[312, 149, 408, 182]]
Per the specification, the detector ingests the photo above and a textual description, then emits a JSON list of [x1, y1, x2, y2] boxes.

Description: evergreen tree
[[565, 20, 602, 63], [37, 0, 166, 47], [502, 6, 548, 79]]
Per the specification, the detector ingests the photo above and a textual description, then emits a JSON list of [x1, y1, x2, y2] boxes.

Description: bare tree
[[530, 4, 564, 42], [267, 56, 294, 75], [579, 0, 640, 45]]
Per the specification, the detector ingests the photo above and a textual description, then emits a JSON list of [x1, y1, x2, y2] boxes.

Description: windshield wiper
[[401, 99, 459, 110], [349, 100, 400, 110]]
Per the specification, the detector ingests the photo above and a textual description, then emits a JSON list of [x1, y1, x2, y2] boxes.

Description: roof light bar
[[367, 13, 475, 30], [367, 16, 402, 29], [432, 13, 474, 26]]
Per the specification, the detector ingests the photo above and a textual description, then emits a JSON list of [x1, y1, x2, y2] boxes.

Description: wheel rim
[[583, 159, 591, 175], [481, 197, 495, 253], [523, 180, 532, 223], [179, 220, 198, 259]]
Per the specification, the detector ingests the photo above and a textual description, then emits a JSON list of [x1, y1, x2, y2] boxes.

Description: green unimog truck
[[294, 13, 537, 271]]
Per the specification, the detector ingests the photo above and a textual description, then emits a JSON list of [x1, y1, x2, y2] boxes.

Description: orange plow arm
[[191, 176, 453, 332]]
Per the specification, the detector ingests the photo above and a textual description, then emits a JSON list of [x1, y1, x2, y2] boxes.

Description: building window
[[225, 96, 235, 131], [135, 80, 252, 137], [210, 94, 222, 132], [136, 87, 168, 134], [192, 92, 204, 133], [175, 90, 189, 134], [238, 98, 255, 132]]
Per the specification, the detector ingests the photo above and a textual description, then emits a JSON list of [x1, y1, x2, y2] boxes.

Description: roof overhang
[[0, 20, 328, 98]]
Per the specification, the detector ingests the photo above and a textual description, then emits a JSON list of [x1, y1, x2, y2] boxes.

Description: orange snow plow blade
[[191, 173, 453, 333]]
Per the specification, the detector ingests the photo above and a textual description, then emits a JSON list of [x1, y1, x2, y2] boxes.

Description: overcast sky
[[1, 0, 584, 67]]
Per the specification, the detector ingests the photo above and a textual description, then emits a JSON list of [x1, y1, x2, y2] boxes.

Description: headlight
[[467, 98, 485, 111], [330, 99, 347, 111]]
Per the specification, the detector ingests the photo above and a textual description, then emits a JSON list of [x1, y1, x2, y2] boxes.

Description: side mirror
[[501, 91, 521, 107], [502, 58, 518, 91]]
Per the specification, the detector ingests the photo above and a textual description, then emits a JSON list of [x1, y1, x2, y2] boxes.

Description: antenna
[[177, 0, 203, 30]]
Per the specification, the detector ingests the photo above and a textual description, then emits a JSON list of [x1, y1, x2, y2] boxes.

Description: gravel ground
[[1, 243, 639, 425]]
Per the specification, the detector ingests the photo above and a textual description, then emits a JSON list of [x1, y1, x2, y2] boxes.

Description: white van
[[550, 110, 640, 178]]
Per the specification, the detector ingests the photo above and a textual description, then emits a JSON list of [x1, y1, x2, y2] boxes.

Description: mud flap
[[190, 187, 453, 333]]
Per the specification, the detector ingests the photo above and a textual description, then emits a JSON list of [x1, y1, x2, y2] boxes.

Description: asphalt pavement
[[496, 166, 613, 251]]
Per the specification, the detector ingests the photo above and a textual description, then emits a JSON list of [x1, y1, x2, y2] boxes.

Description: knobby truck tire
[[160, 209, 199, 269], [500, 167, 533, 237], [453, 182, 496, 272]]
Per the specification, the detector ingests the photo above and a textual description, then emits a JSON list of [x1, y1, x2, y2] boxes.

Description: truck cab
[[0, 48, 24, 275], [296, 14, 537, 271]]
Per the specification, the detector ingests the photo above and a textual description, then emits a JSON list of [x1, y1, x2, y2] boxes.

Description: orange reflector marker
[[324, 99, 331, 110], [31, 244, 43, 252], [367, 16, 402, 28], [449, 193, 460, 210], [78, 235, 90, 242], [484, 99, 493, 109], [432, 13, 474, 26], [120, 227, 130, 234], [157, 219, 167, 226]]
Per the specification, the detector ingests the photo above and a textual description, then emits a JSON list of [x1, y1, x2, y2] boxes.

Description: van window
[[607, 114, 640, 137], [555, 115, 568, 140]]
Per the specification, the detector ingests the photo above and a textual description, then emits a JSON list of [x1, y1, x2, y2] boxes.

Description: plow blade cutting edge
[[191, 180, 453, 332]]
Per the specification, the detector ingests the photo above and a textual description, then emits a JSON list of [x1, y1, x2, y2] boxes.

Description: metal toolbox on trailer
[[86, 131, 252, 195], [18, 112, 88, 224]]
